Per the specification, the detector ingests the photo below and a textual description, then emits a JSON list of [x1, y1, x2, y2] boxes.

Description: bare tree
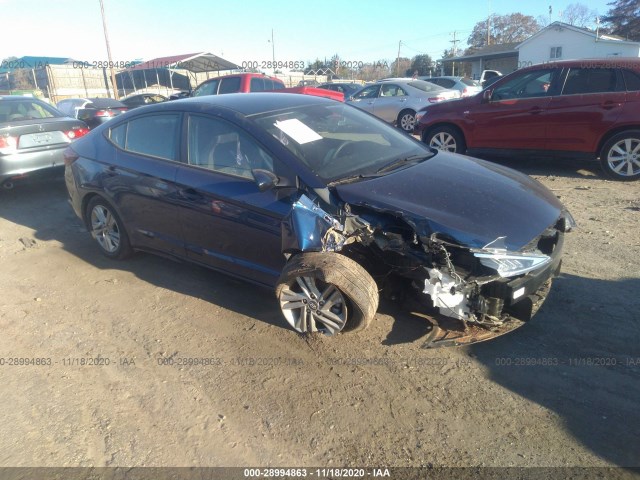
[[562, 3, 597, 28]]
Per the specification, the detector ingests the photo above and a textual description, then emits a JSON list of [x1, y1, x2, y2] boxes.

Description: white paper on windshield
[[274, 119, 322, 144]]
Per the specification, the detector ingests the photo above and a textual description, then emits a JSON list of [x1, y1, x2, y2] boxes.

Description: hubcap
[[90, 205, 120, 253], [279, 276, 347, 335], [607, 138, 640, 177], [400, 113, 415, 132], [429, 132, 457, 152]]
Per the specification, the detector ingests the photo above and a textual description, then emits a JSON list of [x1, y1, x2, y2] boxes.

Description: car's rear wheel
[[276, 252, 379, 335], [600, 130, 640, 181], [426, 126, 466, 153], [397, 109, 416, 133], [86, 197, 132, 259]]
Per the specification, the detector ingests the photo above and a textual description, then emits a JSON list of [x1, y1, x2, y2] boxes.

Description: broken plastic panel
[[281, 195, 345, 253]]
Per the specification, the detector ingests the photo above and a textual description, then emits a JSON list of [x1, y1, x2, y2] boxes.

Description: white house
[[517, 21, 640, 66]]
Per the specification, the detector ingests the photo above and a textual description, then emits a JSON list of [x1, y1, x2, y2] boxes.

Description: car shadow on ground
[[2, 179, 639, 467], [466, 272, 640, 467], [478, 154, 604, 181], [0, 179, 287, 332]]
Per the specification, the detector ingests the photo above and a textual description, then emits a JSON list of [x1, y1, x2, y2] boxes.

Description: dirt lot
[[0, 157, 638, 475]]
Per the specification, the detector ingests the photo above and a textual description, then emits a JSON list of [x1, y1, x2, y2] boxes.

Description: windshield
[[251, 102, 432, 183]]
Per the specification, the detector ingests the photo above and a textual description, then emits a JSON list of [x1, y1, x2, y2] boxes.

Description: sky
[[1, 0, 616, 69]]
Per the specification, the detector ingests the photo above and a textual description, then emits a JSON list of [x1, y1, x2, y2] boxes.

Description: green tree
[[407, 54, 434, 77], [468, 13, 540, 48], [601, 0, 640, 41]]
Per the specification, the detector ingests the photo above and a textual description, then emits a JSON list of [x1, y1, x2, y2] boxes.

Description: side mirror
[[252, 169, 280, 192], [482, 89, 493, 103]]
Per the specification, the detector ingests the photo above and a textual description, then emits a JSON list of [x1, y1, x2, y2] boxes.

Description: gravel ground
[[0, 157, 638, 477]]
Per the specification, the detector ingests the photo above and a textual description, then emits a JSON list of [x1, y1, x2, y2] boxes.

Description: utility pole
[[99, 0, 119, 99], [396, 40, 402, 77], [450, 31, 459, 76], [271, 29, 276, 74]]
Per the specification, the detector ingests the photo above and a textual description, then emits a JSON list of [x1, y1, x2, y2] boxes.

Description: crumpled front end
[[282, 193, 574, 347]]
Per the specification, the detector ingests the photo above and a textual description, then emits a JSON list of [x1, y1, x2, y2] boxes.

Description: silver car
[[421, 76, 482, 97], [0, 96, 88, 189], [347, 80, 460, 132]]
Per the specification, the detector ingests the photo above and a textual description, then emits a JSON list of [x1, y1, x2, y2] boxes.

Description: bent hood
[[334, 152, 564, 251]]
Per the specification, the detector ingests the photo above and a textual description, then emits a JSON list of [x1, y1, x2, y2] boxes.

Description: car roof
[[143, 92, 334, 116], [520, 58, 640, 71], [0, 96, 48, 102], [86, 97, 127, 107]]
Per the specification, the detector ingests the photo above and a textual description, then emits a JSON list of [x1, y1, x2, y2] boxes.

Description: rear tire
[[425, 126, 466, 154], [86, 197, 132, 260], [276, 252, 379, 335], [600, 130, 640, 181]]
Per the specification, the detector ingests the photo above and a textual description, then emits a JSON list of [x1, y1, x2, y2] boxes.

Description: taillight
[[63, 146, 79, 166], [94, 110, 112, 117], [65, 127, 89, 140], [428, 96, 444, 103], [462, 87, 469, 96], [0, 135, 18, 154]]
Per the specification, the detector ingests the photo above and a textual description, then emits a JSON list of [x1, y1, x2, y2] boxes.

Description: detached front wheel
[[600, 130, 640, 181], [276, 252, 379, 335]]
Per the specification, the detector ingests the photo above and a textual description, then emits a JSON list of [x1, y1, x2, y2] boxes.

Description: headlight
[[474, 252, 551, 277], [415, 110, 427, 123]]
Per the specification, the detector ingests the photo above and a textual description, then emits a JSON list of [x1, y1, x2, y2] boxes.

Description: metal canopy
[[127, 52, 239, 73]]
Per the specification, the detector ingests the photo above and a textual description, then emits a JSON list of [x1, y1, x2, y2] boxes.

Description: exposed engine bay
[[282, 194, 573, 346]]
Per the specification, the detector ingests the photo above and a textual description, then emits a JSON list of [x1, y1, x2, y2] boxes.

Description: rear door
[[104, 113, 185, 256], [175, 114, 293, 286], [544, 67, 626, 153]]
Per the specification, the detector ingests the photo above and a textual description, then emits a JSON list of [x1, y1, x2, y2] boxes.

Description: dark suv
[[414, 58, 640, 181]]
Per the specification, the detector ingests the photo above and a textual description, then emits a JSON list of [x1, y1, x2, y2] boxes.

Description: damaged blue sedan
[[64, 93, 574, 346]]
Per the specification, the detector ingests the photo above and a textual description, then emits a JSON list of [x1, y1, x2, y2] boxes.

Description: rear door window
[[250, 77, 266, 92], [219, 77, 242, 94], [110, 114, 180, 161], [622, 69, 640, 91], [561, 68, 621, 95]]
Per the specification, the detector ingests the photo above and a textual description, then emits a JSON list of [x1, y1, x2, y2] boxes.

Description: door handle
[[529, 107, 543, 115], [179, 188, 203, 201], [601, 101, 618, 110], [105, 165, 117, 176]]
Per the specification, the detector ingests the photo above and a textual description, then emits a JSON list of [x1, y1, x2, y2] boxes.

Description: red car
[[193, 73, 285, 96], [192, 73, 344, 101], [414, 58, 640, 181]]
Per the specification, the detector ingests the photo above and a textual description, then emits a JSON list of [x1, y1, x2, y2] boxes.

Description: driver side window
[[492, 69, 555, 100], [354, 85, 380, 99], [187, 115, 277, 180]]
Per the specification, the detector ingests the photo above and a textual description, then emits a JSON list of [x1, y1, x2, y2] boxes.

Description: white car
[[421, 76, 482, 97]]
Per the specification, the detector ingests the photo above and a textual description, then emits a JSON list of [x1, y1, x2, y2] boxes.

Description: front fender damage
[[281, 194, 562, 347]]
